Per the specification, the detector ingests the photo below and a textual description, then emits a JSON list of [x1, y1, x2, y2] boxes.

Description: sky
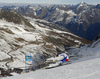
[[0, 0, 100, 5]]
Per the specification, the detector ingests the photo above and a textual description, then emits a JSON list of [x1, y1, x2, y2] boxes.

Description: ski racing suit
[[58, 53, 69, 64]]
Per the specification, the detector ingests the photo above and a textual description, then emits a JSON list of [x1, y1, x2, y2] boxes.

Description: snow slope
[[3, 57, 100, 79], [68, 37, 100, 63]]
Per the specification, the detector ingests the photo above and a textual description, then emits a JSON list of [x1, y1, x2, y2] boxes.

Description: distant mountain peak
[[77, 1, 88, 9], [79, 1, 87, 7], [81, 1, 85, 4]]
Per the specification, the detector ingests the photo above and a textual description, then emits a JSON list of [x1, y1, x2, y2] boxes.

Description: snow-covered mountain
[[0, 10, 89, 69], [68, 33, 100, 62], [2, 1, 100, 41]]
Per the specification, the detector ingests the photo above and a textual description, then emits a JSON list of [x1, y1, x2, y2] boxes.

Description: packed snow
[[2, 57, 100, 79]]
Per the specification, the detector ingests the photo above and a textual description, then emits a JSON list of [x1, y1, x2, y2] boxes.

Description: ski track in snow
[[2, 57, 100, 79]]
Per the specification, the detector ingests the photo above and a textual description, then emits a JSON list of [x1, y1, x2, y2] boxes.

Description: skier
[[58, 53, 69, 65], [45, 53, 69, 68]]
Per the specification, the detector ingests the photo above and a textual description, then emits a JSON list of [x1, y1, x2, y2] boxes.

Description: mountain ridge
[[2, 2, 99, 41]]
